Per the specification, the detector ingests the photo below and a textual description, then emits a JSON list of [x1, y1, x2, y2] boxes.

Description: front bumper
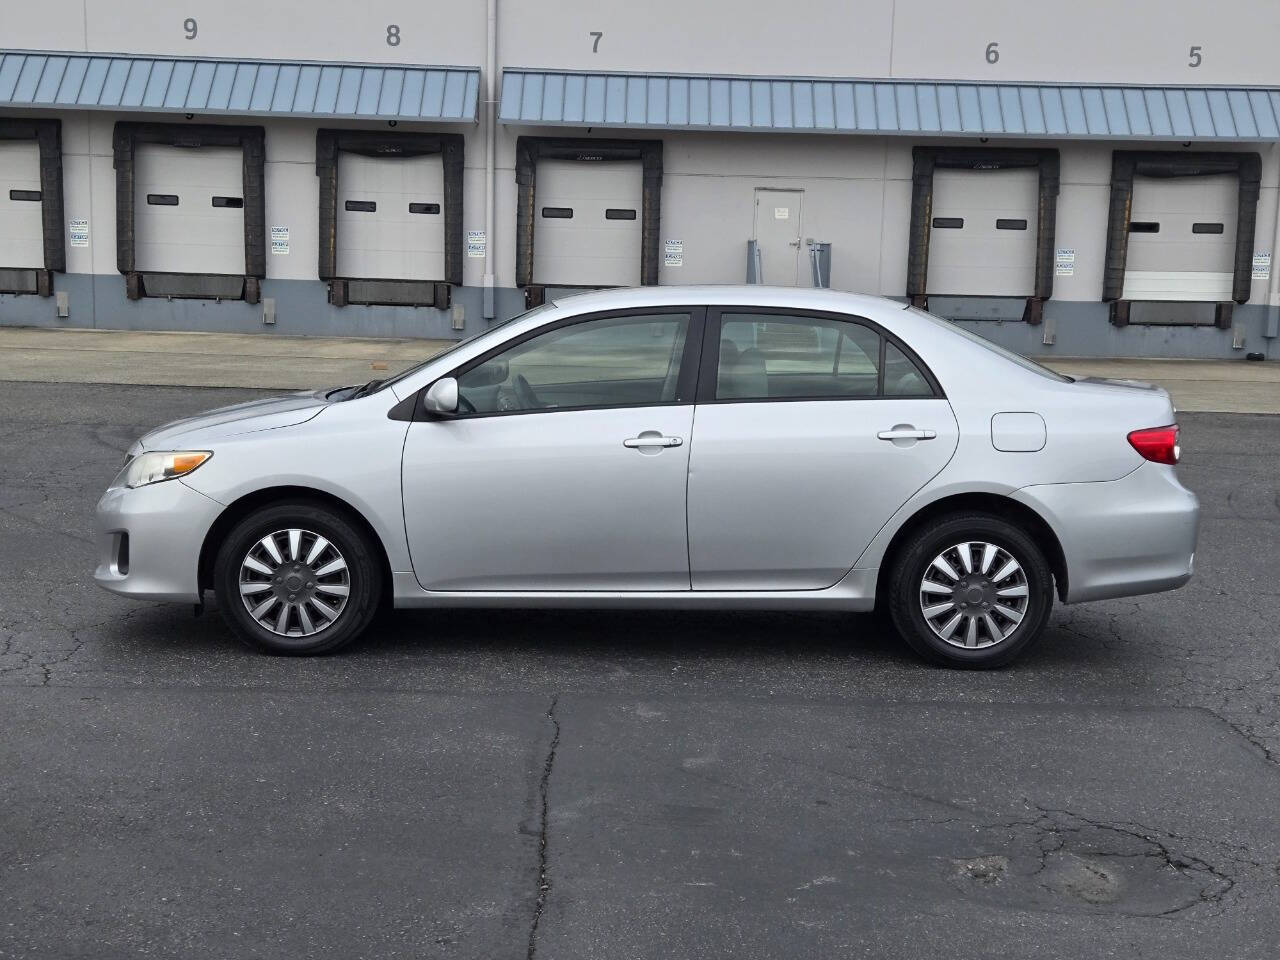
[[94, 479, 224, 602], [1015, 461, 1199, 604]]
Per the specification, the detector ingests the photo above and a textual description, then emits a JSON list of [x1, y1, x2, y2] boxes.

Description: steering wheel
[[513, 374, 541, 410]]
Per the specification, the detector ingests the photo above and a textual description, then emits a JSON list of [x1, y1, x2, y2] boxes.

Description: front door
[[402, 309, 701, 591], [687, 308, 959, 590], [753, 189, 803, 286]]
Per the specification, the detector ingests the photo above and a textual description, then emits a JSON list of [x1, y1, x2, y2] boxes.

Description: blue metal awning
[[0, 51, 479, 122], [500, 69, 1280, 140]]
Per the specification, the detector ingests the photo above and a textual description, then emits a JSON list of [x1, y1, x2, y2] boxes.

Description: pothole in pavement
[[949, 813, 1233, 916]]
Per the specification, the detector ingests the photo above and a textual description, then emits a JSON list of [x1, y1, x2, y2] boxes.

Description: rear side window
[[714, 313, 933, 401], [883, 342, 930, 396]]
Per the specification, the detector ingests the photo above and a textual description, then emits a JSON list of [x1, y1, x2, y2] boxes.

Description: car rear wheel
[[887, 513, 1054, 668], [214, 502, 382, 655]]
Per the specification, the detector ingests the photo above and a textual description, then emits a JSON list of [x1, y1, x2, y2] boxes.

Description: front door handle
[[623, 434, 683, 449], [877, 427, 937, 441]]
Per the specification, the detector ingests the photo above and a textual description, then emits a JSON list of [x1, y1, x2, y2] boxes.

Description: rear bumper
[[94, 479, 223, 602], [1015, 461, 1199, 604]]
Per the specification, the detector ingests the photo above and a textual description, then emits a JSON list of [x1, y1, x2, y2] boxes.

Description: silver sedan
[[94, 287, 1198, 667]]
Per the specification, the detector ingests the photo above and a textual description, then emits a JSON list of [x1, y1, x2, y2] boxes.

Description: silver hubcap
[[919, 541, 1030, 649], [238, 528, 350, 638]]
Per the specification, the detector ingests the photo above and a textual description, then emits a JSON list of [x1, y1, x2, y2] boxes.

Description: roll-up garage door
[[533, 159, 642, 287], [0, 140, 44, 269], [926, 168, 1038, 297], [336, 152, 445, 281], [1121, 174, 1237, 302], [134, 144, 245, 275]]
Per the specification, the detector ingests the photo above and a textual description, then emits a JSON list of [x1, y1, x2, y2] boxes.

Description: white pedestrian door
[[753, 189, 803, 286], [134, 144, 245, 274], [0, 140, 44, 268], [337, 152, 445, 281]]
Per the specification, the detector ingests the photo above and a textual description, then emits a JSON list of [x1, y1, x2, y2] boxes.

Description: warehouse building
[[2, 0, 1279, 359]]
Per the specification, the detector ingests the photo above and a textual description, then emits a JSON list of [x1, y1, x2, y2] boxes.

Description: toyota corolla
[[95, 287, 1198, 667]]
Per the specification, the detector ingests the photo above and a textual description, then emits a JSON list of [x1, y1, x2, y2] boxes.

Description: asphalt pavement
[[2, 380, 1279, 959]]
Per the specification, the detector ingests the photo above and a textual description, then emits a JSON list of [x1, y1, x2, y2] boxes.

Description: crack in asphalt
[[526, 694, 561, 960], [1022, 806, 1239, 917], [941, 804, 1269, 919], [1202, 707, 1280, 767]]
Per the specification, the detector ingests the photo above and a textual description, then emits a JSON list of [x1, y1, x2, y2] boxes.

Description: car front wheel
[[213, 501, 382, 655], [887, 513, 1054, 668]]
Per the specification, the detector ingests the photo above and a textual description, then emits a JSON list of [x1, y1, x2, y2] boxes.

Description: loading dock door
[[0, 140, 44, 269], [533, 159, 642, 287], [336, 152, 445, 281], [1121, 174, 1237, 302], [753, 189, 803, 287], [927, 168, 1038, 297], [134, 144, 245, 275]]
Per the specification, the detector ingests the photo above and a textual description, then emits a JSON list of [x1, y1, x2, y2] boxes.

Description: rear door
[[686, 308, 958, 590]]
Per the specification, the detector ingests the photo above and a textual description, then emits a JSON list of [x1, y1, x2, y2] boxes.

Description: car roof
[[550, 285, 908, 315]]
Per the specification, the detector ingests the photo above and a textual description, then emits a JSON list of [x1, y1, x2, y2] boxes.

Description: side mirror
[[423, 377, 459, 416]]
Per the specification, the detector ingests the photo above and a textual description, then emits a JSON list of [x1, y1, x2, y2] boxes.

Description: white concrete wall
[[11, 0, 1280, 86]]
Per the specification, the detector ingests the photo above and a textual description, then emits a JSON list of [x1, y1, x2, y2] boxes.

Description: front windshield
[[906, 307, 1072, 383], [373, 302, 558, 393]]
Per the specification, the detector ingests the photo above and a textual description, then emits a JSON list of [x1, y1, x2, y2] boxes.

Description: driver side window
[[457, 312, 691, 415]]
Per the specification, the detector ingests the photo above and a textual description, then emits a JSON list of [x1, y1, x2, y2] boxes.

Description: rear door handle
[[623, 435, 683, 449], [877, 428, 937, 441]]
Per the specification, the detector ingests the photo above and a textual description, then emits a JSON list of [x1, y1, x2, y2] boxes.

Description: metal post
[[482, 0, 498, 319], [746, 240, 762, 284], [807, 241, 830, 288]]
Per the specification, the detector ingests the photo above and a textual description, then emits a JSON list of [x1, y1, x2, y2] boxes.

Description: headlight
[[115, 451, 212, 489]]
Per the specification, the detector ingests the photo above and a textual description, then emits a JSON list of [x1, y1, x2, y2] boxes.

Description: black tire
[[214, 501, 382, 655], [887, 512, 1054, 669]]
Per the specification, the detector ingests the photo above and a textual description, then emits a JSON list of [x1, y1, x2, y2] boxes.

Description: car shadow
[[108, 598, 1120, 674]]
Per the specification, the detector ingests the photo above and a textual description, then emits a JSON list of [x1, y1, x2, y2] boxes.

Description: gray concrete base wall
[[0, 275, 528, 341], [2, 275, 1278, 359], [931, 299, 1278, 360]]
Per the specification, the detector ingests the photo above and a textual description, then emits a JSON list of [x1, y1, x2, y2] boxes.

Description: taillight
[[1128, 424, 1180, 465]]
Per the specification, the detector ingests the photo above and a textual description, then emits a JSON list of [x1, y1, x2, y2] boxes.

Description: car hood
[[136, 389, 335, 450]]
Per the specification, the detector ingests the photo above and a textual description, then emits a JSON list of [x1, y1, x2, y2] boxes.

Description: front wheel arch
[[874, 492, 1068, 608], [198, 486, 393, 608]]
